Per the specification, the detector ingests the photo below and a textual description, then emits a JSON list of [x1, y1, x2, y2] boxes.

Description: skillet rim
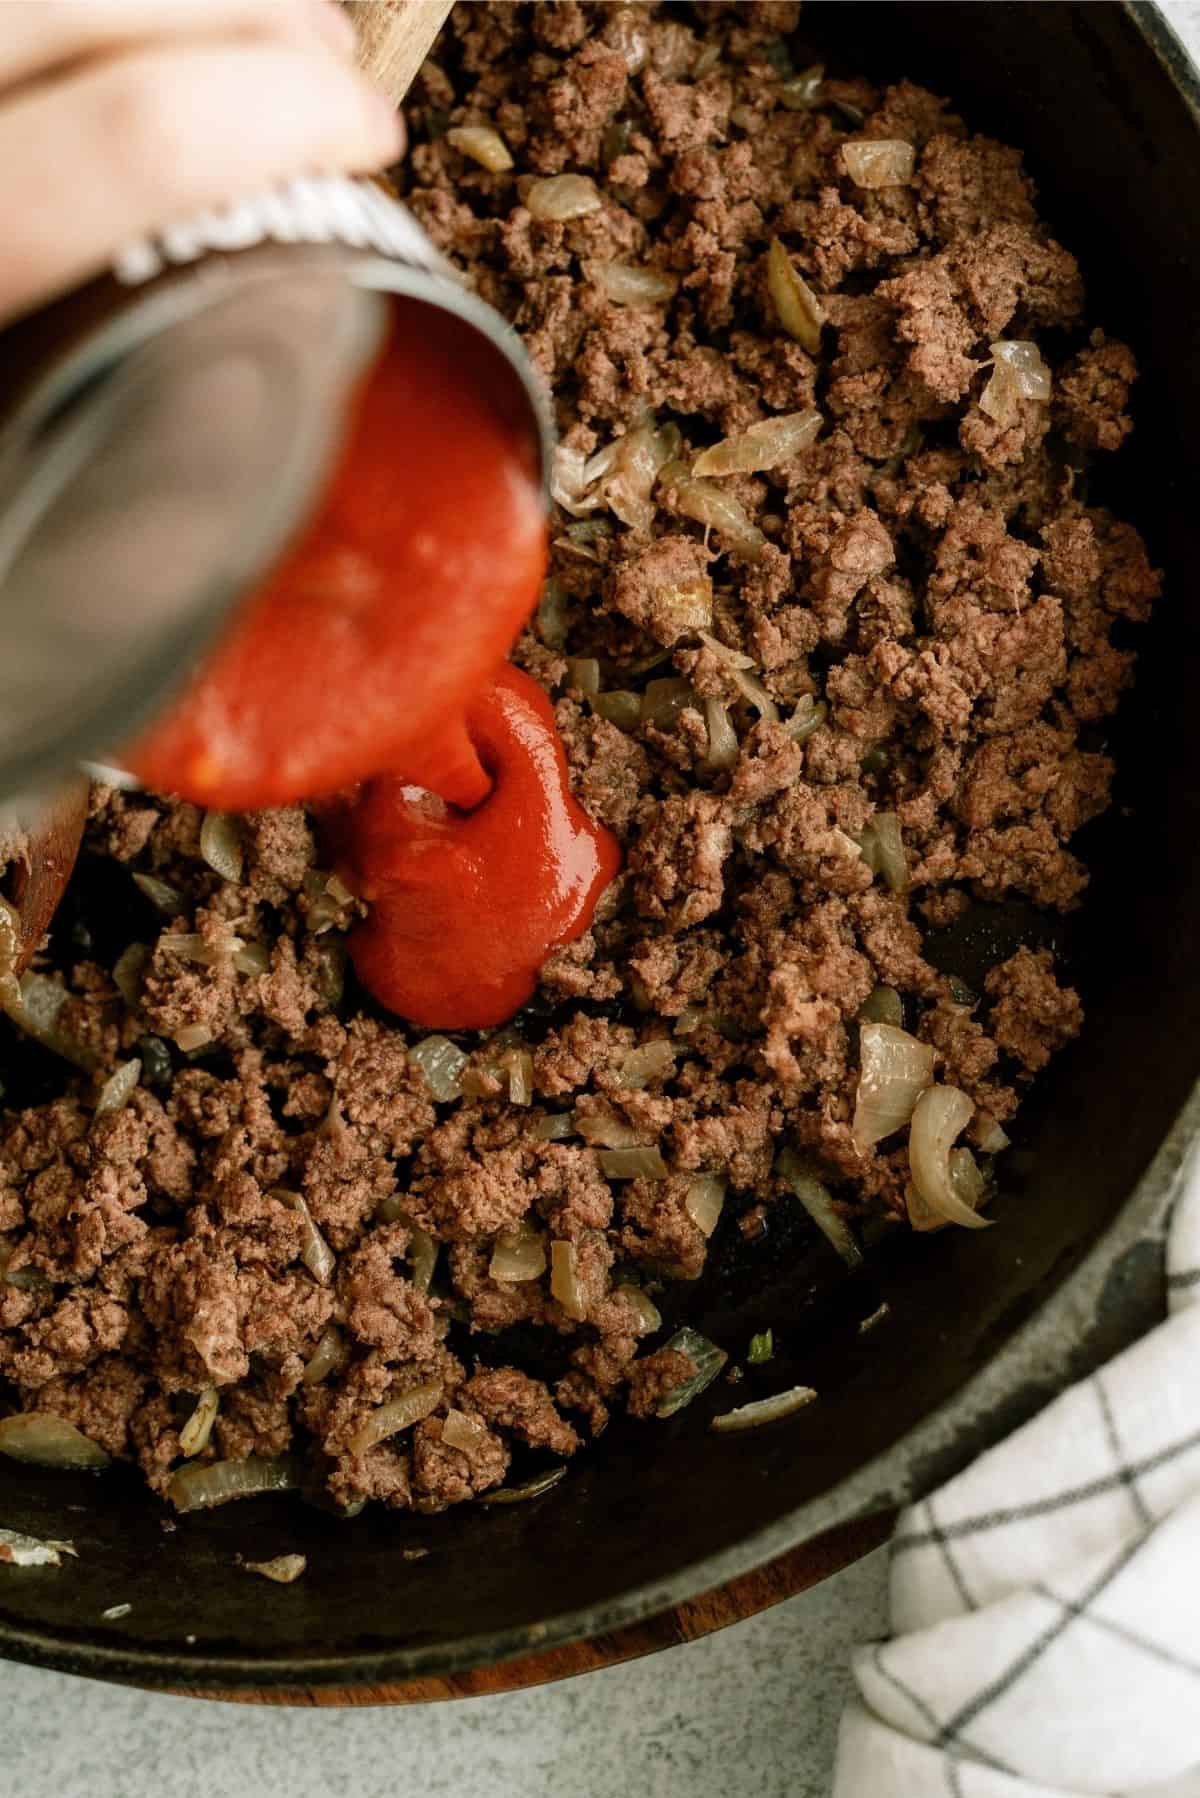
[[0, 0, 1195, 1695]]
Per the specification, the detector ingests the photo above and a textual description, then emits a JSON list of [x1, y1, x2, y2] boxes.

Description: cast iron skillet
[[1, 0, 1198, 1694]]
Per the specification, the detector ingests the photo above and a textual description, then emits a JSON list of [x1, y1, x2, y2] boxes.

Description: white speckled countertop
[[4, 6, 1199, 1793]]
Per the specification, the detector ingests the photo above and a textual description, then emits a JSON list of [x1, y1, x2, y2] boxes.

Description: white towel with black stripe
[[833, 1155, 1200, 1798]]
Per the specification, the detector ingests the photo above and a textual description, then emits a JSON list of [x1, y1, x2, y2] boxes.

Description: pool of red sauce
[[128, 299, 619, 1029]]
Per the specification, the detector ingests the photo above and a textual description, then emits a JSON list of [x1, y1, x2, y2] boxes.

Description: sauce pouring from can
[[123, 300, 621, 1031]]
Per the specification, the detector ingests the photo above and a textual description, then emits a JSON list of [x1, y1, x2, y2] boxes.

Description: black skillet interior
[[1, 1, 1199, 1691]]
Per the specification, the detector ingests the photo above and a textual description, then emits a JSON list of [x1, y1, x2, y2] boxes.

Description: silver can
[[0, 174, 550, 804]]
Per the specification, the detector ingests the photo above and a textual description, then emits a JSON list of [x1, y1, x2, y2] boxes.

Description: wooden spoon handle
[[342, 0, 453, 106], [7, 778, 90, 974]]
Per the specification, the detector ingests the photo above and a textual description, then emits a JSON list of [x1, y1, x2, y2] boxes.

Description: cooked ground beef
[[0, 2, 1160, 1515]]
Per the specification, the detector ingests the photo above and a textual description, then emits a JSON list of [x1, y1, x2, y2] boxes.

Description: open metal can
[[0, 175, 550, 805]]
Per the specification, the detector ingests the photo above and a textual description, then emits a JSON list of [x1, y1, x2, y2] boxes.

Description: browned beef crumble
[[0, 3, 1160, 1515]]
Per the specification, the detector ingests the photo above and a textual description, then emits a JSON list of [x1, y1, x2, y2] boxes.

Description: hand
[[0, 0, 402, 325]]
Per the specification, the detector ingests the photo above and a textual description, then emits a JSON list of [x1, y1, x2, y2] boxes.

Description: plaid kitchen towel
[[833, 1152, 1200, 1798]]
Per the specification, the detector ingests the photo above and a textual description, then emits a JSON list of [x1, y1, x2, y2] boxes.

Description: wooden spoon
[[341, 0, 454, 102], [4, 778, 90, 975]]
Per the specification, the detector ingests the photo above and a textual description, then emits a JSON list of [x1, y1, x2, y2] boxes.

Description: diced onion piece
[[502, 1047, 533, 1106], [975, 1114, 1011, 1154], [246, 1554, 307, 1584], [950, 1145, 986, 1206], [303, 870, 356, 935], [991, 338, 1053, 399], [607, 5, 649, 72], [551, 445, 603, 517], [702, 699, 739, 770], [158, 930, 244, 966], [589, 261, 679, 306], [783, 697, 827, 743], [169, 1455, 299, 1513], [2, 973, 94, 1070], [94, 1058, 140, 1118], [480, 1465, 567, 1505], [999, 339, 1053, 410], [613, 1039, 676, 1089], [536, 578, 569, 647], [174, 1022, 212, 1053], [133, 872, 184, 915], [908, 1086, 993, 1230], [273, 1189, 336, 1286], [602, 416, 680, 533], [674, 1005, 704, 1038], [490, 1220, 547, 1284], [442, 1409, 487, 1454], [655, 1327, 728, 1417], [852, 1023, 935, 1149], [776, 1148, 863, 1267], [178, 1386, 219, 1458], [558, 518, 613, 560], [860, 812, 909, 893], [298, 1213, 335, 1285], [859, 1301, 892, 1334], [842, 138, 915, 187], [0, 1412, 110, 1469], [858, 985, 904, 1028], [349, 1383, 443, 1455], [598, 1146, 669, 1180], [615, 1283, 662, 1333], [767, 237, 826, 353], [302, 1325, 347, 1386], [566, 657, 601, 697], [575, 1110, 643, 1148], [684, 1173, 726, 1238], [642, 568, 714, 640], [408, 1226, 438, 1294], [532, 1112, 574, 1142], [112, 943, 150, 1010], [410, 1035, 468, 1102], [446, 125, 513, 171], [980, 339, 1052, 425], [779, 63, 824, 109], [233, 942, 271, 977], [0, 1239, 49, 1292], [550, 1240, 588, 1320], [711, 1384, 818, 1433], [660, 462, 765, 560], [641, 677, 698, 727], [0, 1527, 76, 1567], [693, 410, 822, 477], [527, 173, 603, 221], [697, 629, 755, 670], [199, 811, 243, 883], [592, 690, 642, 731], [730, 665, 780, 723]]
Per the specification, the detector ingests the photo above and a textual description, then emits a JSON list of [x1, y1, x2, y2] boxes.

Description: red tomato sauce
[[126, 299, 620, 1030], [321, 665, 621, 1030]]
